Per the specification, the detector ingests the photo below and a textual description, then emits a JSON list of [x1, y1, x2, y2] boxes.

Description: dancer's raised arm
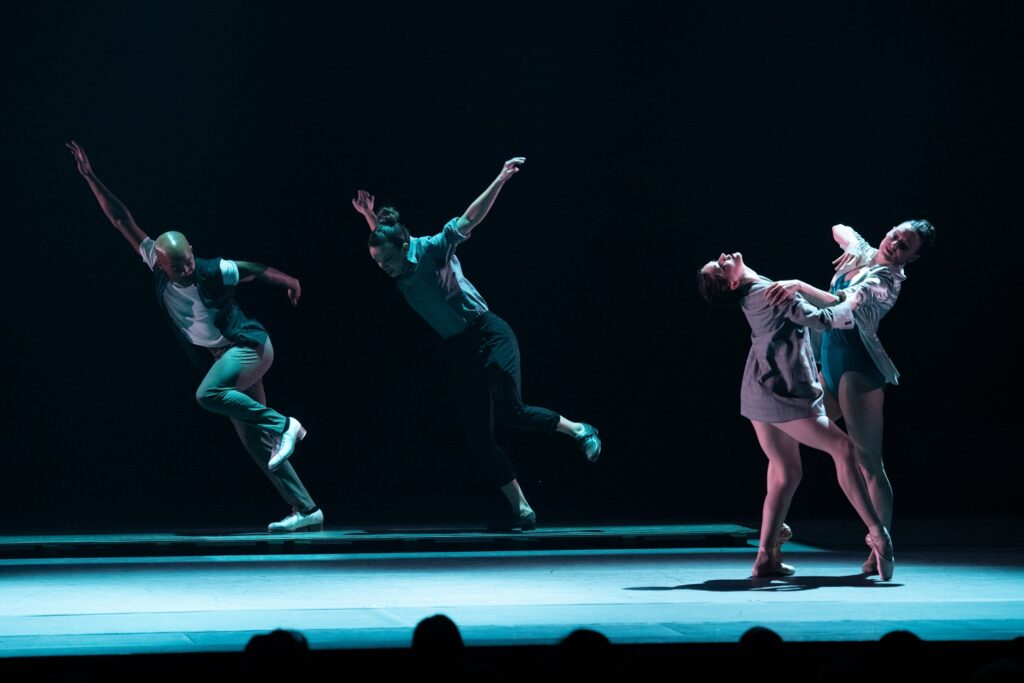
[[831, 223, 873, 272], [455, 157, 525, 236], [355, 154, 598, 532], [351, 190, 378, 231], [66, 140, 150, 253]]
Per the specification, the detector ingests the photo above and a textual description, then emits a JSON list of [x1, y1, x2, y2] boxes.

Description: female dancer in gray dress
[[763, 220, 934, 575], [699, 252, 894, 580]]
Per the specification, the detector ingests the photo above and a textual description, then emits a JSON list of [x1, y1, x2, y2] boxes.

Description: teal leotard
[[820, 271, 885, 396]]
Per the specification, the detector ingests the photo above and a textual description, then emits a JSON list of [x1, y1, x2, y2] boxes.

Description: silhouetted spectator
[[735, 626, 788, 682], [878, 628, 921, 650], [738, 625, 785, 657], [557, 628, 615, 677], [412, 614, 466, 675], [413, 613, 465, 651], [1012, 636, 1024, 665], [877, 629, 927, 681], [245, 628, 309, 656], [243, 629, 310, 681]]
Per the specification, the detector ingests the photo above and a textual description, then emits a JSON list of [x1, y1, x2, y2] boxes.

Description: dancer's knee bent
[[828, 437, 858, 465], [857, 451, 886, 479], [770, 463, 803, 491], [195, 384, 229, 412]]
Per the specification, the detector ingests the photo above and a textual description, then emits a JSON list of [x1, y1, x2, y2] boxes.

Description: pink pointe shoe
[[861, 546, 878, 576], [753, 525, 796, 578], [866, 530, 895, 581], [775, 523, 793, 553], [751, 549, 795, 578]]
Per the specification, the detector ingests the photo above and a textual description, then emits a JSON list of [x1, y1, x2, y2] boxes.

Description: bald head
[[155, 231, 191, 258], [154, 231, 196, 285]]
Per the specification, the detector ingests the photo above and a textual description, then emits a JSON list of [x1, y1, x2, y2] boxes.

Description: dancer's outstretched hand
[[497, 157, 526, 183], [764, 280, 801, 306], [351, 190, 375, 218], [832, 251, 857, 272], [66, 140, 94, 177], [286, 278, 302, 306]]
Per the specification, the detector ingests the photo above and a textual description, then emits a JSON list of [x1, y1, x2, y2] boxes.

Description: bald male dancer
[[67, 141, 322, 532]]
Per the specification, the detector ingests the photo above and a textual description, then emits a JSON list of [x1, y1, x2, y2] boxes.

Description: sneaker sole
[[267, 521, 324, 534]]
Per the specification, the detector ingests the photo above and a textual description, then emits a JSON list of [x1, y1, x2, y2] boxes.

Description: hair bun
[[376, 206, 400, 226]]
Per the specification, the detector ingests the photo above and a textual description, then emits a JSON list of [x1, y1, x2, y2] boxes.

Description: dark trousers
[[448, 312, 561, 487], [200, 339, 316, 513]]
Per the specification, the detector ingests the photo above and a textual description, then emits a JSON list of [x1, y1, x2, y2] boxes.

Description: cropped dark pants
[[447, 312, 561, 487]]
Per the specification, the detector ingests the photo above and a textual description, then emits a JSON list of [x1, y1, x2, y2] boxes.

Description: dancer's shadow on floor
[[626, 575, 904, 592]]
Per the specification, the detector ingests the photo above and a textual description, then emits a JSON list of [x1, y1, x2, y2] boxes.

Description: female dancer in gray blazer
[[700, 252, 895, 580], [764, 220, 934, 575]]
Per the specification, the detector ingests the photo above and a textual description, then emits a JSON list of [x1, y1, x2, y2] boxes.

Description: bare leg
[[773, 413, 893, 579], [830, 372, 889, 574], [823, 371, 884, 572], [773, 413, 894, 578], [499, 479, 533, 515], [750, 421, 803, 575], [819, 371, 843, 423], [837, 373, 891, 529], [556, 416, 585, 436], [773, 415, 885, 535]]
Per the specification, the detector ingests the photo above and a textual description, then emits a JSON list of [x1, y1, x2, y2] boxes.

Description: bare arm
[[831, 223, 877, 271], [351, 190, 379, 231], [767, 270, 883, 323], [66, 141, 150, 253], [455, 157, 525, 236], [832, 223, 861, 251], [764, 279, 841, 308], [235, 261, 302, 306]]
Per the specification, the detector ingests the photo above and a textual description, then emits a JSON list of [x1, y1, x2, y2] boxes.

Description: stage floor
[[2, 522, 1023, 658], [0, 523, 753, 559]]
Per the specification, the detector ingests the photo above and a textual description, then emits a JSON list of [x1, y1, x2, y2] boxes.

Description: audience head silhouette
[[244, 628, 309, 657], [412, 614, 465, 652]]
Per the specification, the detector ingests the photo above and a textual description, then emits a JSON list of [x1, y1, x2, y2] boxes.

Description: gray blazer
[[739, 278, 857, 424], [829, 227, 906, 385]]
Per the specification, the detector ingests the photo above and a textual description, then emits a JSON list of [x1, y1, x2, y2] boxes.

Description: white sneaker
[[268, 508, 324, 533], [268, 417, 307, 470]]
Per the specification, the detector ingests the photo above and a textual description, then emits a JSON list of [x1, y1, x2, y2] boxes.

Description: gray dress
[[739, 277, 857, 424]]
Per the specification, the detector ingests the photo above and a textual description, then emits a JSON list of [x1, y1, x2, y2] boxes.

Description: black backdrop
[[3, 1, 1019, 532]]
